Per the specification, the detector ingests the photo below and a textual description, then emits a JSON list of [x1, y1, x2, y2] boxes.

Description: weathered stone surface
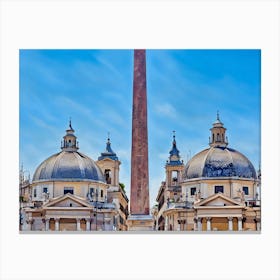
[[130, 50, 150, 215]]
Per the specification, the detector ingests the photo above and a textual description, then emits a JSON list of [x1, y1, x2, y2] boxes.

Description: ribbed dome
[[183, 146, 257, 180], [33, 151, 105, 183]]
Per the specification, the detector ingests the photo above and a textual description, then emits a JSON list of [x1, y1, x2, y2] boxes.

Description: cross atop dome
[[69, 117, 73, 130], [213, 110, 224, 127]]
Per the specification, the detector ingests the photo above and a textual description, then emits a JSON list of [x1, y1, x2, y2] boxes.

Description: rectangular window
[[90, 187, 95, 195], [243, 186, 249, 195], [215, 186, 224, 193], [190, 187, 196, 196], [43, 187, 48, 193], [100, 190, 103, 198], [34, 188, 37, 197], [64, 187, 74, 195]]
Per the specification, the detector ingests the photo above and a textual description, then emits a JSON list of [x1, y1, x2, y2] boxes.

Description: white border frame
[[1, 1, 279, 279]]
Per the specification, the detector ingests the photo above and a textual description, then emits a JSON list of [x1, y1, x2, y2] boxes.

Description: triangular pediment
[[43, 193, 92, 208], [194, 193, 242, 207]]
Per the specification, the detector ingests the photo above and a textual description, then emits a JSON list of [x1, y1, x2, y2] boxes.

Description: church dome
[[183, 113, 257, 180], [32, 122, 105, 183], [183, 146, 257, 179]]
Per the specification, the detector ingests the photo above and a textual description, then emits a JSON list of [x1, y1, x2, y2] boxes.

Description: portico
[[194, 193, 244, 231]]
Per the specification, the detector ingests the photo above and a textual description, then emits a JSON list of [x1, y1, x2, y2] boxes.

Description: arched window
[[171, 170, 178, 184], [104, 169, 112, 184]]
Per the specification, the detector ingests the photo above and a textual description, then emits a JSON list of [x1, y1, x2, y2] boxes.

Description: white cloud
[[117, 149, 131, 162], [154, 103, 176, 118]]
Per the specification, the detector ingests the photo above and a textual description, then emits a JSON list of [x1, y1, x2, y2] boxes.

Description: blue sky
[[19, 49, 260, 207]]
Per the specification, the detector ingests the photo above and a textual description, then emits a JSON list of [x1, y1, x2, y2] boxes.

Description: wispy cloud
[[55, 96, 108, 128], [95, 56, 123, 78], [154, 103, 176, 118], [117, 149, 131, 162]]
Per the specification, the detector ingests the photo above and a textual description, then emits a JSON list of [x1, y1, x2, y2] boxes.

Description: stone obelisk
[[127, 49, 153, 231]]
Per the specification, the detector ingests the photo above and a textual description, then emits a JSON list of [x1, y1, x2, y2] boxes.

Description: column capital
[[238, 216, 243, 221], [54, 217, 60, 222], [228, 216, 233, 221], [206, 217, 212, 221]]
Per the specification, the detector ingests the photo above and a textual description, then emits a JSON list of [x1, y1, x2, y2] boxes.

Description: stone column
[[76, 218, 81, 231], [193, 217, 197, 231], [26, 218, 33, 231], [45, 218, 50, 231], [197, 217, 202, 231], [86, 218, 91, 231], [228, 216, 233, 231], [238, 217, 243, 231], [177, 221, 180, 231], [165, 216, 168, 231], [206, 217, 212, 231], [55, 218, 60, 231], [255, 218, 261, 231]]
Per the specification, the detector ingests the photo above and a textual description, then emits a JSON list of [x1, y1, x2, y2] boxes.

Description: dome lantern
[[209, 111, 228, 148], [61, 119, 79, 151]]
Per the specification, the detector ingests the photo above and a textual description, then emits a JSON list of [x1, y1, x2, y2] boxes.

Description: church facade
[[19, 51, 260, 233], [20, 114, 261, 232], [155, 114, 261, 232], [20, 122, 128, 231]]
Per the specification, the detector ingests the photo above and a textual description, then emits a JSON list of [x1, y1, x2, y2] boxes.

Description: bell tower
[[165, 131, 184, 203], [166, 131, 184, 187], [97, 135, 120, 187]]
